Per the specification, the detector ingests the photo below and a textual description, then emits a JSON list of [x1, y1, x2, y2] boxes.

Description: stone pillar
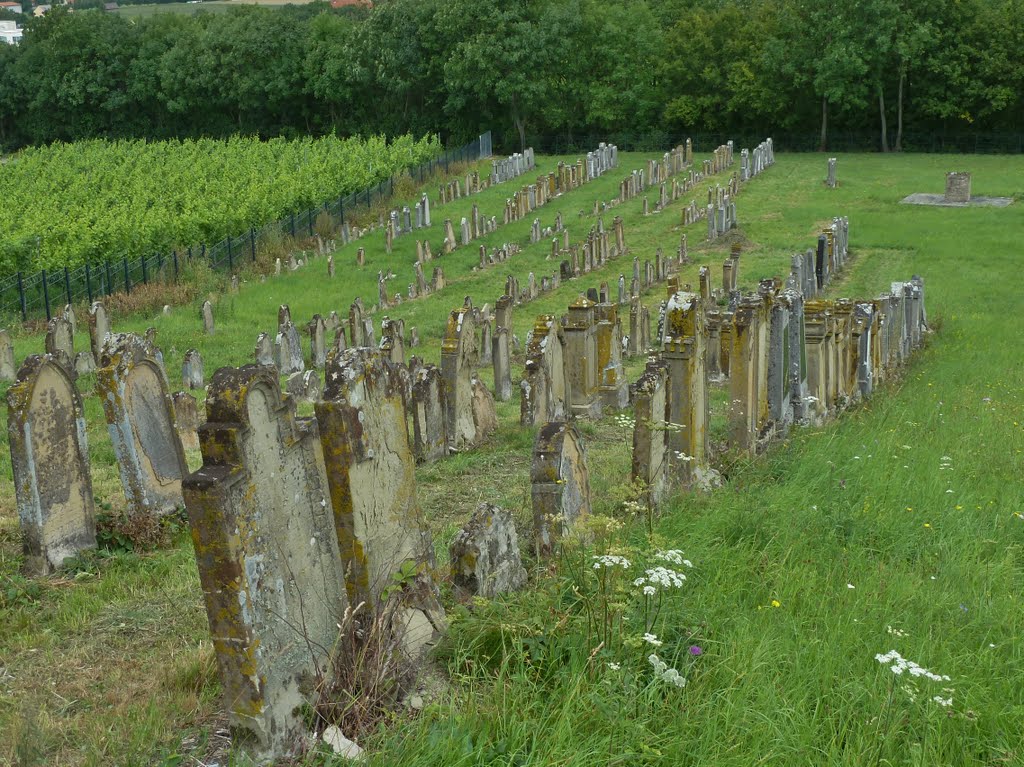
[[493, 327, 512, 402]]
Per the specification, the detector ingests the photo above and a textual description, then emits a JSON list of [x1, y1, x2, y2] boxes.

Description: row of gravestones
[[4, 312, 597, 761], [629, 221, 928, 507], [0, 301, 114, 384]]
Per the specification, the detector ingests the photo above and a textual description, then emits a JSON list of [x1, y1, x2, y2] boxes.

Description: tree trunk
[[819, 97, 828, 152], [895, 69, 905, 152], [878, 86, 888, 152], [514, 115, 526, 152]]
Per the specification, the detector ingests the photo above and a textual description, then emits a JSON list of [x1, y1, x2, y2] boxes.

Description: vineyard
[[0, 133, 441, 276]]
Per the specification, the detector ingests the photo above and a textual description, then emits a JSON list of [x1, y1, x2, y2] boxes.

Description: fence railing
[[0, 131, 493, 323]]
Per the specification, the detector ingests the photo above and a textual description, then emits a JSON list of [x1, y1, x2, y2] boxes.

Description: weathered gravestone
[[7, 355, 97, 575], [87, 302, 110, 362], [182, 349, 204, 390], [630, 361, 670, 508], [45, 316, 74, 371], [98, 333, 187, 517], [254, 332, 275, 367], [531, 421, 592, 558], [520, 315, 568, 427], [274, 321, 305, 375], [183, 366, 348, 760], [172, 391, 201, 452], [286, 369, 322, 403], [308, 314, 328, 369], [449, 503, 527, 600], [74, 352, 96, 377], [315, 349, 445, 658], [201, 300, 215, 334], [0, 329, 16, 381], [441, 307, 497, 450], [492, 327, 512, 402], [411, 363, 449, 463], [945, 172, 971, 203]]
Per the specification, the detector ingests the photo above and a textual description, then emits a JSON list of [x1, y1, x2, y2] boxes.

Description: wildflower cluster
[[635, 566, 687, 591], [875, 650, 951, 682], [613, 414, 636, 429], [648, 654, 686, 687], [886, 625, 908, 638], [654, 550, 694, 568], [592, 554, 631, 570]]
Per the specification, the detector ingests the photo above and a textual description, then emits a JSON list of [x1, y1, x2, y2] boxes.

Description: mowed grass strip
[[1, 151, 1022, 766]]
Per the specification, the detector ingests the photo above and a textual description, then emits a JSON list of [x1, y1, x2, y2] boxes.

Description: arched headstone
[[7, 355, 96, 574]]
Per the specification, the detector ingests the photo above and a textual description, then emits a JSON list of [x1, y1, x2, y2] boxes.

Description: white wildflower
[[592, 554, 631, 570], [607, 662, 621, 671], [642, 633, 663, 647]]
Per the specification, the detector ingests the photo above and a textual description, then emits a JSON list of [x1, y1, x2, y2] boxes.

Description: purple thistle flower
[[689, 645, 703, 656]]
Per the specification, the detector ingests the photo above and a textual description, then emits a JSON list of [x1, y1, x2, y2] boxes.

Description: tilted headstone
[[315, 349, 445, 657], [97, 333, 187, 517], [630, 361, 670, 507], [531, 421, 592, 558], [182, 349, 204, 390], [441, 308, 495, 450], [7, 355, 97, 575], [450, 503, 527, 599], [183, 365, 348, 759]]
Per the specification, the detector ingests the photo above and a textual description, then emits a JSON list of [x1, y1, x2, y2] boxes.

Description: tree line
[[0, 0, 1021, 153]]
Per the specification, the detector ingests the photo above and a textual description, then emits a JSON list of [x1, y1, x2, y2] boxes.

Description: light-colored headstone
[[73, 351, 97, 377], [254, 332, 275, 367], [411, 363, 449, 463], [0, 328, 15, 381], [172, 391, 201, 452], [182, 349, 204, 390], [531, 421, 592, 558], [183, 365, 348, 759], [315, 349, 445, 657], [274, 321, 305, 375], [520, 315, 568, 426], [45, 317, 74, 364], [441, 308, 494, 450], [7, 355, 97, 574], [201, 300, 215, 335], [492, 327, 512, 402], [450, 503, 527, 599], [308, 314, 327, 369], [97, 333, 187, 517]]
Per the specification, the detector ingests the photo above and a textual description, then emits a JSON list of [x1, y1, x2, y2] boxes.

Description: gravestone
[[254, 332, 275, 367], [441, 308, 495, 450], [183, 366, 348, 759], [0, 329, 16, 381], [286, 369, 322, 403], [479, 319, 493, 365], [7, 355, 96, 575], [172, 391, 201, 452], [45, 317, 74, 367], [520, 315, 568, 426], [492, 327, 512, 402], [315, 349, 445, 657], [88, 302, 110, 362], [562, 298, 601, 418], [201, 300, 215, 334], [274, 321, 305, 375], [74, 352, 96, 377], [450, 504, 527, 599], [182, 349, 204, 390], [531, 421, 591, 558], [380, 317, 405, 365], [630, 361, 669, 507], [308, 314, 327, 369], [944, 172, 971, 203], [594, 304, 628, 408], [98, 333, 188, 516], [411, 363, 449, 463]]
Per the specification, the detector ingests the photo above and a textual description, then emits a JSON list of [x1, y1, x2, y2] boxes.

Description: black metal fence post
[[85, 263, 93, 304], [63, 266, 72, 306], [290, 213, 296, 238], [105, 261, 113, 296], [173, 250, 179, 282], [17, 271, 26, 321], [123, 258, 131, 294], [141, 255, 148, 284], [250, 227, 257, 262], [41, 269, 51, 320], [339, 197, 344, 226], [307, 210, 314, 237], [227, 236, 233, 270]]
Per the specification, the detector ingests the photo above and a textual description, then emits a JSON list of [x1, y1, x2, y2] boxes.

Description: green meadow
[[1, 149, 1022, 766]]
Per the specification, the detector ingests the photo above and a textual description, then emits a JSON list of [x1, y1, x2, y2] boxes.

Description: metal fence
[[0, 131, 492, 323]]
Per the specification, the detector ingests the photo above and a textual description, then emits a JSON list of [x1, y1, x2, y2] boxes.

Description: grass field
[[1, 148, 1022, 766]]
